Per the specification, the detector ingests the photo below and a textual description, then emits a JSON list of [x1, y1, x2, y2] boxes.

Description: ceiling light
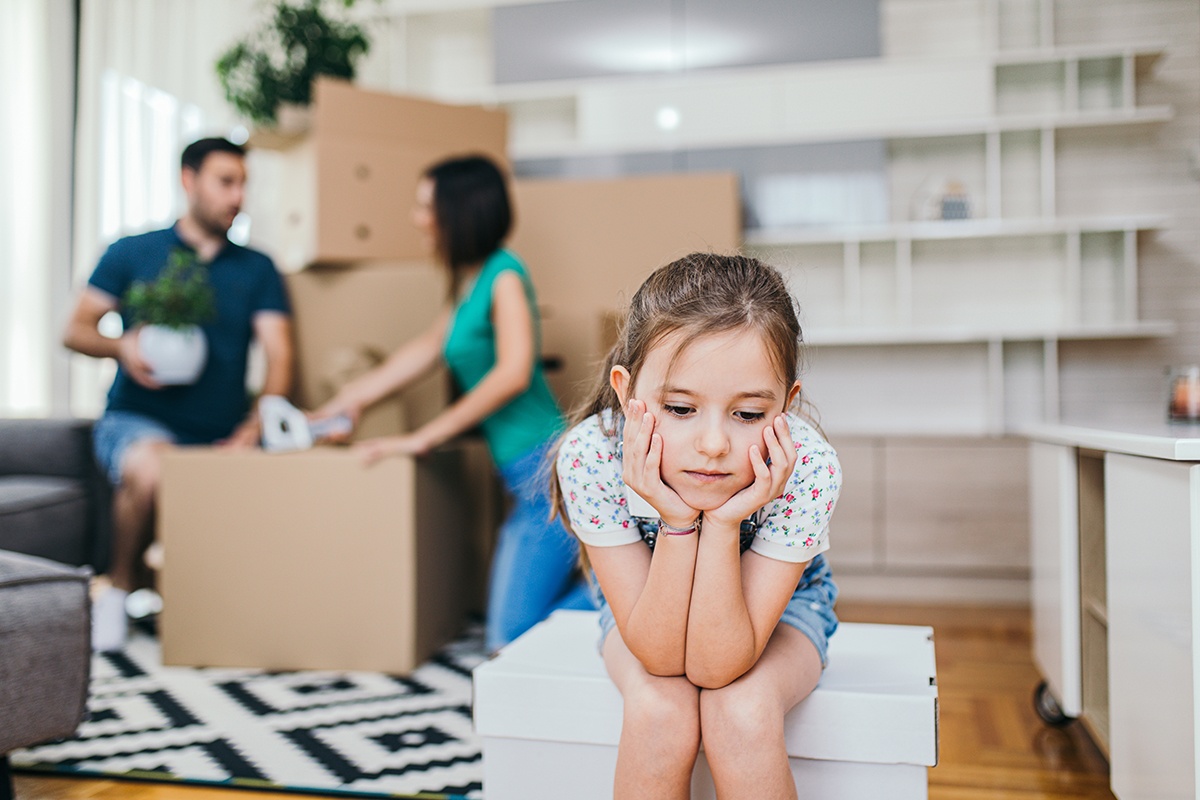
[[656, 106, 681, 131]]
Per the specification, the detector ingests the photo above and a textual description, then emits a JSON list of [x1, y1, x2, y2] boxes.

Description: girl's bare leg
[[699, 624, 822, 800], [602, 628, 702, 800]]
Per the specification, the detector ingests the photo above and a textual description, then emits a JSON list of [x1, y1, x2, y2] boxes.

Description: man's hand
[[704, 414, 797, 530], [622, 398, 699, 529], [117, 329, 162, 389]]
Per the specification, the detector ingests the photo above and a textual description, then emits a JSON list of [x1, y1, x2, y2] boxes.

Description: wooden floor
[[13, 602, 1115, 800]]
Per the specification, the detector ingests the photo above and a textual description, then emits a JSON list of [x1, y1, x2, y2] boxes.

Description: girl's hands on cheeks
[[705, 414, 797, 529], [622, 399, 699, 529]]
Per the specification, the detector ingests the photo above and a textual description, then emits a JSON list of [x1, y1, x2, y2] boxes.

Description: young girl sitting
[[553, 252, 841, 799]]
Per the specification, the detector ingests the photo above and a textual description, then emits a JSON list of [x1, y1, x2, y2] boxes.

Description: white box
[[473, 611, 939, 800]]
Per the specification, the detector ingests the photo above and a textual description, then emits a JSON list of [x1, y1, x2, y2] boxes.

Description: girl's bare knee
[[622, 675, 701, 758], [699, 680, 784, 754]]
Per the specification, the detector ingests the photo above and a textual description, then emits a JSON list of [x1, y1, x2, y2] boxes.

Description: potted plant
[[123, 248, 217, 385], [215, 0, 371, 128]]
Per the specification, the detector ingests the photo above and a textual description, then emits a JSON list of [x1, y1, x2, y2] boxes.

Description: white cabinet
[[1029, 441, 1083, 718], [1105, 453, 1198, 800], [1024, 421, 1200, 799]]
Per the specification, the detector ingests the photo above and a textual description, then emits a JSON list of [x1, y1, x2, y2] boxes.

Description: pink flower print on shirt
[[811, 488, 821, 500], [590, 515, 601, 526], [571, 458, 582, 469]]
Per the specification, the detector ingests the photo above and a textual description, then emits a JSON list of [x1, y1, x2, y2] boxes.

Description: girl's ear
[[610, 365, 632, 406], [785, 381, 802, 410]]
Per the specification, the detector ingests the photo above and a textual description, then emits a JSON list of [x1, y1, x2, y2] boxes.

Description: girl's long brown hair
[[550, 252, 816, 542]]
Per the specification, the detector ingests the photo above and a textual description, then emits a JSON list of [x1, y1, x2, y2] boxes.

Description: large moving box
[[159, 447, 477, 673], [246, 79, 508, 272]]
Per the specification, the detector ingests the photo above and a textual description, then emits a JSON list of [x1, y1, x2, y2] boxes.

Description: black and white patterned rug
[[11, 626, 487, 798]]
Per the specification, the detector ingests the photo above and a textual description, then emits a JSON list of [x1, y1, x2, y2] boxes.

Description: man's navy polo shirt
[[88, 224, 290, 443]]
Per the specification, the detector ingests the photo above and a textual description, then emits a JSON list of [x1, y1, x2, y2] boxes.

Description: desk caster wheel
[[1034, 680, 1071, 727]]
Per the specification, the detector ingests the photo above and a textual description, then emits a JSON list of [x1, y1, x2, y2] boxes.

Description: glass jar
[[1167, 365, 1200, 422]]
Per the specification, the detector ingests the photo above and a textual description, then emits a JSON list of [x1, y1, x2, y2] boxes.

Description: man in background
[[63, 137, 294, 652]]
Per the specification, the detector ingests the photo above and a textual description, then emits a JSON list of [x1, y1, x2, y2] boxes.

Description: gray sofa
[[0, 418, 108, 799], [0, 551, 91, 800], [0, 417, 111, 570]]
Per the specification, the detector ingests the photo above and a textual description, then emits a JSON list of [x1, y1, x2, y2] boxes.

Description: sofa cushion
[[0, 550, 91, 753], [0, 477, 90, 565], [0, 418, 94, 479]]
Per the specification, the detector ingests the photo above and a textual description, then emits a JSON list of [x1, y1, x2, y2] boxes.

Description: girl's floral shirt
[[555, 410, 840, 564]]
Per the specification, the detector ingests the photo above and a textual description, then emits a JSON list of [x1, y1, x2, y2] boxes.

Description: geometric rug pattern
[[11, 626, 487, 799]]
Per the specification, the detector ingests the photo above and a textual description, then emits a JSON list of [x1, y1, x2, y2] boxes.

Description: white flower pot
[[138, 324, 208, 385]]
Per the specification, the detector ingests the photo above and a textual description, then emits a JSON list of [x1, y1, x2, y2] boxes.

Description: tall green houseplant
[[216, 0, 371, 126]]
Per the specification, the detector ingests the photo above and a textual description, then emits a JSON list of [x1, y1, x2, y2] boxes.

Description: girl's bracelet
[[658, 517, 700, 536]]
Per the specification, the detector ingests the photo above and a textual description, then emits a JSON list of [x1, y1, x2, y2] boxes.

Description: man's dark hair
[[424, 155, 512, 270], [181, 137, 246, 173]]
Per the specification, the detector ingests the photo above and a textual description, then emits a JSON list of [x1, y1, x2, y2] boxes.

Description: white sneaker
[[125, 587, 163, 619], [91, 586, 129, 652]]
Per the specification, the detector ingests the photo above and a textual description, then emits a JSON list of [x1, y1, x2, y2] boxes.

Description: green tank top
[[442, 249, 564, 466]]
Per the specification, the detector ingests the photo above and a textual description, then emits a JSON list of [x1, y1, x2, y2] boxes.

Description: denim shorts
[[595, 551, 839, 667], [92, 410, 181, 485]]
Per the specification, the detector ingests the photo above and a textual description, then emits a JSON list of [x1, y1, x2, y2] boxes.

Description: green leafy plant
[[123, 249, 217, 329], [216, 0, 371, 126]]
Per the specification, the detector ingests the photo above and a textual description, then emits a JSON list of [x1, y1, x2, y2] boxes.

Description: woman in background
[[314, 154, 591, 650]]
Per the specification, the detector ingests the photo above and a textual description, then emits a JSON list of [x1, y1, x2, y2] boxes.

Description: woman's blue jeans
[[486, 440, 594, 651]]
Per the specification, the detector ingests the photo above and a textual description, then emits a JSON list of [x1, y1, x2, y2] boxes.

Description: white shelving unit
[[463, 37, 1175, 436]]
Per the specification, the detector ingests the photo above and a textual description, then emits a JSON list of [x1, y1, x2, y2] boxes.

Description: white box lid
[[474, 610, 938, 767]]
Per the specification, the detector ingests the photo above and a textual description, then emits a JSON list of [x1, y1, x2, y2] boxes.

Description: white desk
[[1023, 418, 1200, 800]]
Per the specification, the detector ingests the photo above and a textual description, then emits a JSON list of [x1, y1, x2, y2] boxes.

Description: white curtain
[[70, 0, 255, 417], [0, 0, 74, 416]]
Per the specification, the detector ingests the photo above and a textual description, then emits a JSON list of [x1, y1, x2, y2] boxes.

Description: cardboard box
[[285, 260, 450, 439], [159, 446, 479, 673], [474, 611, 938, 800], [509, 172, 741, 410], [246, 78, 508, 271]]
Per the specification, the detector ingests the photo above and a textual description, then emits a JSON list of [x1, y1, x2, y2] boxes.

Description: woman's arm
[[588, 529, 699, 676], [370, 270, 535, 456]]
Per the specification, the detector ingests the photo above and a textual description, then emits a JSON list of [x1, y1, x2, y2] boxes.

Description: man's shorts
[[92, 410, 181, 485]]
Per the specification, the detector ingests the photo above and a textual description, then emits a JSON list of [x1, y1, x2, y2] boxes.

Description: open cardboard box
[[158, 445, 478, 673]]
